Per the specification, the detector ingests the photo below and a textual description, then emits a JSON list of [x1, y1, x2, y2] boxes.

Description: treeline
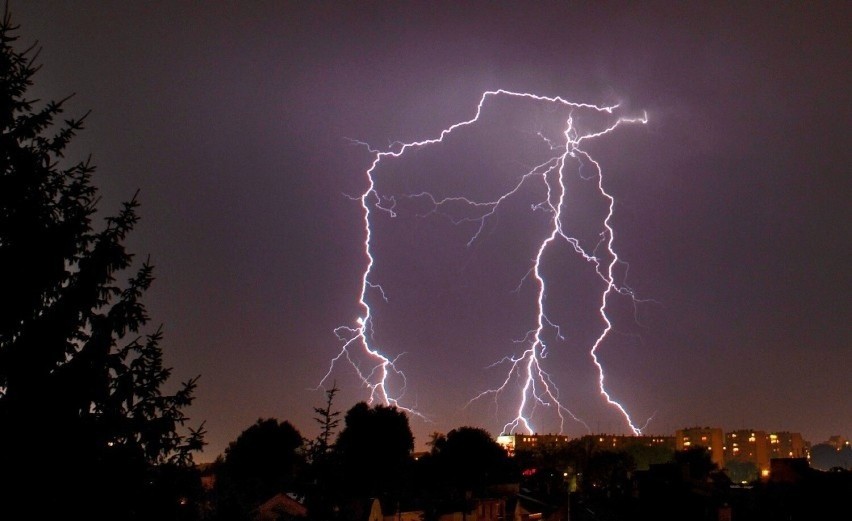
[[163, 393, 852, 521], [202, 386, 519, 520]]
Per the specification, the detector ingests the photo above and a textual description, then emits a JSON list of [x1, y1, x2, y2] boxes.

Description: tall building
[[725, 429, 770, 476], [769, 431, 807, 459], [826, 435, 848, 450], [676, 427, 725, 467]]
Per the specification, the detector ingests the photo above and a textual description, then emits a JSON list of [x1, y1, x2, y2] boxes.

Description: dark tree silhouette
[[311, 382, 341, 459], [212, 418, 305, 520], [674, 446, 718, 481], [810, 443, 852, 472], [0, 8, 203, 520], [333, 402, 415, 513], [431, 426, 518, 499], [583, 450, 635, 499], [305, 384, 341, 520], [724, 459, 759, 483], [621, 440, 674, 471], [628, 447, 729, 521], [411, 427, 518, 517]]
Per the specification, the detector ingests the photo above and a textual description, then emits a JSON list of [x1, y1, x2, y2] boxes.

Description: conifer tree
[[304, 384, 341, 520], [0, 8, 203, 519], [311, 382, 340, 458]]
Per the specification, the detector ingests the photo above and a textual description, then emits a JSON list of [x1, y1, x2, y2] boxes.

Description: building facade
[[496, 432, 674, 456], [498, 427, 810, 479], [580, 434, 675, 452], [725, 429, 771, 476], [496, 433, 571, 456], [769, 431, 808, 459], [676, 427, 725, 468]]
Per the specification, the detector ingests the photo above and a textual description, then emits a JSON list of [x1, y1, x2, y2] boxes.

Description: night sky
[[16, 2, 850, 462]]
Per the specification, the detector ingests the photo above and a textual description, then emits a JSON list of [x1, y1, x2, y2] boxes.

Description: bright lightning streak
[[321, 89, 649, 434]]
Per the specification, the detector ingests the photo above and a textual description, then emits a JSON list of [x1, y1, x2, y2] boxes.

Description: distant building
[[827, 435, 849, 450], [768, 431, 808, 459], [725, 429, 770, 477], [496, 433, 571, 456], [768, 457, 811, 484], [676, 427, 725, 467], [497, 427, 820, 476], [579, 434, 675, 452], [496, 432, 674, 457]]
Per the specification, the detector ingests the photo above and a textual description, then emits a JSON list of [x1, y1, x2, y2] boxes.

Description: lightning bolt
[[321, 89, 648, 434]]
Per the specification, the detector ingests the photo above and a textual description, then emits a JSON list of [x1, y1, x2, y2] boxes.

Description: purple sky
[[16, 2, 850, 462]]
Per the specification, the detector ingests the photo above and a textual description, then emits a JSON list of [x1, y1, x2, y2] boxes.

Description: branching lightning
[[320, 89, 649, 434]]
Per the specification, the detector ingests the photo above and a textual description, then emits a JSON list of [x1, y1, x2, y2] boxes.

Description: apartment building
[[676, 427, 725, 468]]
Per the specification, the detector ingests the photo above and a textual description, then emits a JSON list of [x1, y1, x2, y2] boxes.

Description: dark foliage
[[674, 446, 718, 481], [333, 402, 414, 513], [431, 427, 518, 499], [583, 450, 635, 498], [620, 447, 727, 521], [211, 418, 304, 520], [724, 459, 759, 484], [410, 427, 519, 517], [309, 382, 340, 460], [304, 384, 341, 520], [0, 8, 203, 519], [621, 441, 675, 471], [809, 443, 852, 472]]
